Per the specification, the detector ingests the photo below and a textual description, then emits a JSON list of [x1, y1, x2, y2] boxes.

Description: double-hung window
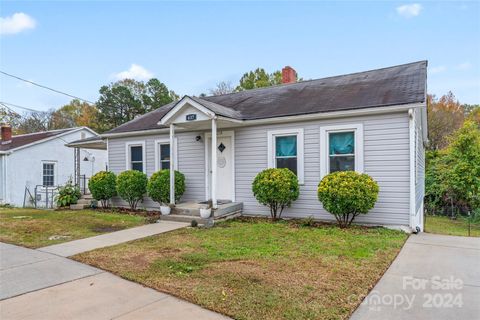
[[159, 144, 170, 170], [320, 124, 363, 178], [42, 162, 55, 186], [126, 142, 146, 173], [155, 138, 178, 172], [268, 128, 304, 184], [329, 131, 355, 172]]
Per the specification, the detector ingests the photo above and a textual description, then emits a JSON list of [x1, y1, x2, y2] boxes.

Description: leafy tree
[[427, 92, 465, 150], [96, 78, 178, 131], [236, 68, 285, 91], [14, 111, 54, 134], [252, 168, 299, 220], [50, 99, 101, 131], [317, 171, 379, 228], [443, 120, 480, 212], [209, 81, 235, 96], [425, 120, 480, 216]]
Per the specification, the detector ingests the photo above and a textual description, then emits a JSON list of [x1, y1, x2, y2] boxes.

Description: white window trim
[[125, 141, 146, 173], [41, 160, 58, 187], [154, 138, 178, 172], [320, 124, 364, 179], [267, 128, 304, 184]]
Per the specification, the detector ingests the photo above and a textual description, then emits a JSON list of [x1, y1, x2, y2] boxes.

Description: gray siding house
[[99, 61, 427, 231]]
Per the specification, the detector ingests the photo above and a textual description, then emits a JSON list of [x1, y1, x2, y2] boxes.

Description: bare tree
[[209, 81, 234, 96]]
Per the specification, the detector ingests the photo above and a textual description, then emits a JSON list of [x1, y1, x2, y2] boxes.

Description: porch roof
[[65, 136, 107, 150], [105, 60, 427, 134]]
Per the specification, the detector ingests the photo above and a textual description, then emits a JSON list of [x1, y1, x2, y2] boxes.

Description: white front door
[[207, 133, 234, 201]]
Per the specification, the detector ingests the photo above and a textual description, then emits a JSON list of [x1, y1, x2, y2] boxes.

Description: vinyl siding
[[107, 111, 412, 226], [108, 131, 205, 209], [235, 112, 411, 226]]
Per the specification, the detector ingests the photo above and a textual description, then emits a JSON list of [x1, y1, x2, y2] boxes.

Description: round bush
[[116, 170, 148, 210], [147, 170, 186, 206], [318, 171, 379, 228], [88, 171, 117, 208], [252, 168, 299, 220]]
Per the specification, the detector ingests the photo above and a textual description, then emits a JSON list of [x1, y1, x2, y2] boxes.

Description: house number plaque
[[186, 114, 197, 121]]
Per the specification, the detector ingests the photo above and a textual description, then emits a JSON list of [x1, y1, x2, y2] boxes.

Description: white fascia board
[[103, 103, 423, 138], [101, 128, 170, 138], [159, 96, 215, 125], [4, 127, 90, 153]]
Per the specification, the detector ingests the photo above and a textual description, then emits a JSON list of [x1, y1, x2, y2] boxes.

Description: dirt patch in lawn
[[74, 218, 408, 320]]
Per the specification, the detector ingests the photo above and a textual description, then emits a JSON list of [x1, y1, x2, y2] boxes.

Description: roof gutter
[[102, 102, 425, 138]]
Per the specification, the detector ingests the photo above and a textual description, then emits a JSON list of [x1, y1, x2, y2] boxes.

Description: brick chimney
[[1, 124, 12, 144], [282, 66, 297, 84]]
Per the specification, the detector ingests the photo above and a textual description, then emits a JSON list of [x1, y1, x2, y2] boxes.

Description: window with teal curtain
[[275, 135, 297, 175], [329, 131, 355, 172]]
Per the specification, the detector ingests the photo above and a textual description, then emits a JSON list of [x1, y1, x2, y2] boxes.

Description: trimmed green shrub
[[88, 171, 117, 208], [252, 168, 299, 220], [56, 180, 81, 207], [147, 170, 186, 205], [116, 170, 148, 210], [318, 171, 379, 228]]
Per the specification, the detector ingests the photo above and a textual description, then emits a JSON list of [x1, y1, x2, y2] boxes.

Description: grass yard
[[0, 208, 149, 248], [425, 215, 480, 237], [74, 218, 408, 320]]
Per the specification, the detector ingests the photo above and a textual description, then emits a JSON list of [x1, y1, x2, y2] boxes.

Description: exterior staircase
[[70, 194, 93, 210], [159, 201, 243, 225]]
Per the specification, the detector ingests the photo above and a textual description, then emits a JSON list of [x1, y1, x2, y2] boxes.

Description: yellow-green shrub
[[252, 168, 299, 220], [318, 171, 379, 228]]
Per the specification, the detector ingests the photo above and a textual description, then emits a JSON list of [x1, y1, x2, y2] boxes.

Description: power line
[[0, 102, 21, 116], [0, 70, 95, 104], [0, 101, 46, 114]]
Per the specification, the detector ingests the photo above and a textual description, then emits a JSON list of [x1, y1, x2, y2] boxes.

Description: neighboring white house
[[0, 126, 107, 207], [73, 61, 428, 231]]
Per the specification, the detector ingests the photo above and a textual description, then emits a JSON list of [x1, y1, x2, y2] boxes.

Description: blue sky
[[1, 1, 479, 113]]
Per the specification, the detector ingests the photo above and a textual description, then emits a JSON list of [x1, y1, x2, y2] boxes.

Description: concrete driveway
[[0, 222, 229, 320], [351, 233, 480, 320]]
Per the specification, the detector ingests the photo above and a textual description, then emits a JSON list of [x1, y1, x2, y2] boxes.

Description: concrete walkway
[[351, 233, 480, 320], [1, 221, 229, 319], [38, 220, 188, 257]]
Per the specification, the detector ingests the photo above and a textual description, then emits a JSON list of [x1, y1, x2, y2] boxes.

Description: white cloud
[[0, 13, 36, 35], [430, 66, 447, 74], [396, 4, 422, 18], [113, 64, 154, 81], [456, 62, 472, 71]]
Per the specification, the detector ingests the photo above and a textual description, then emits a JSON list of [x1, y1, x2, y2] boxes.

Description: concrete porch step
[[159, 214, 209, 225], [76, 198, 92, 205], [70, 203, 89, 210]]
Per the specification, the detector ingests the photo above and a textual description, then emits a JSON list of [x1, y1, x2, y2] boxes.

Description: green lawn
[[74, 218, 408, 320], [0, 208, 149, 248], [425, 215, 480, 237]]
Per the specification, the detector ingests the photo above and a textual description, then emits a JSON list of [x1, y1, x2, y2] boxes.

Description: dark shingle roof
[[106, 61, 427, 134], [0, 128, 76, 151]]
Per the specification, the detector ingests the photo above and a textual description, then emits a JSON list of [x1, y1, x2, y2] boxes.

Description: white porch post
[[211, 118, 218, 209], [169, 124, 175, 205]]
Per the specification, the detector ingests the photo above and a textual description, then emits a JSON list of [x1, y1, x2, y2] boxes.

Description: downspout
[[408, 109, 418, 233]]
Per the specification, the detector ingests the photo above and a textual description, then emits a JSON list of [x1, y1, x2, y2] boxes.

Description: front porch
[[160, 96, 244, 216]]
